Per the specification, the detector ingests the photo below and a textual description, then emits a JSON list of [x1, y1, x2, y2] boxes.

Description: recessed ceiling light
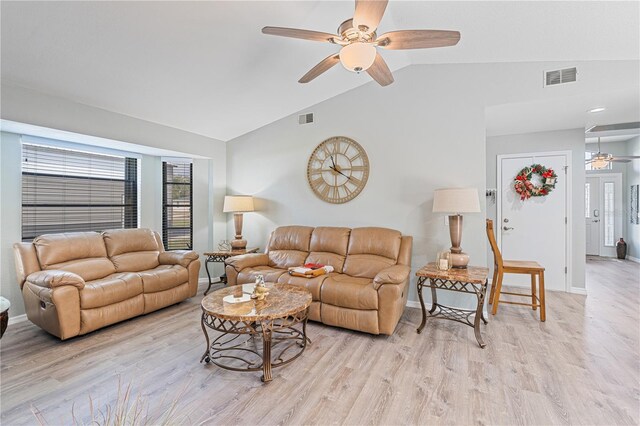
[[588, 107, 606, 113]]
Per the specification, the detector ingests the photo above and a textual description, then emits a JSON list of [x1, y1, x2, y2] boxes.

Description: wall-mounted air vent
[[298, 113, 314, 125], [544, 67, 577, 87]]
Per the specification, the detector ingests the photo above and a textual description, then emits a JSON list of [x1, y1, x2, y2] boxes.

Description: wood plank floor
[[1, 258, 638, 425]]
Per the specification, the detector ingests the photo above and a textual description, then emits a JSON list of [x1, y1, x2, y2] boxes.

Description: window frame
[[21, 142, 138, 241], [162, 161, 193, 251]]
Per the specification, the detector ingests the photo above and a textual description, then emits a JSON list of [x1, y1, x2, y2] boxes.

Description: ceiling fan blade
[[377, 30, 461, 50], [299, 54, 340, 83], [611, 155, 640, 160], [353, 0, 388, 33], [262, 26, 337, 43], [610, 158, 632, 163], [366, 52, 394, 86]]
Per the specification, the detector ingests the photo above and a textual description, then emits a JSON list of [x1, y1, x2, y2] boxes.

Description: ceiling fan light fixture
[[339, 42, 376, 73], [591, 155, 610, 169]]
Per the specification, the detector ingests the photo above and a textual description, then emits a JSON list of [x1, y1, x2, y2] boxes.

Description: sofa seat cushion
[[80, 272, 143, 309], [277, 272, 335, 301], [138, 265, 189, 293], [320, 274, 378, 310], [237, 266, 287, 285]]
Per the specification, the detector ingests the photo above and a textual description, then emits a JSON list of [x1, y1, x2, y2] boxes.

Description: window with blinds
[[162, 161, 193, 250], [22, 143, 138, 241]]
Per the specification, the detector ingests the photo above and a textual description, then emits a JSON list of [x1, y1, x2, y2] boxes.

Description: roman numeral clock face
[[307, 137, 370, 204]]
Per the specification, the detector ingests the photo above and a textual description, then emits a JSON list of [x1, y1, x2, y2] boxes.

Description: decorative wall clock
[[307, 136, 369, 204]]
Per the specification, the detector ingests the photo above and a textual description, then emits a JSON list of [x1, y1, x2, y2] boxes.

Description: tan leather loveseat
[[13, 228, 200, 339], [226, 226, 412, 335]]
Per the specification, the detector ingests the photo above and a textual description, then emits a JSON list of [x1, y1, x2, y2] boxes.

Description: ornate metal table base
[[204, 253, 228, 295], [200, 309, 309, 382], [203, 248, 259, 295], [416, 276, 488, 348]]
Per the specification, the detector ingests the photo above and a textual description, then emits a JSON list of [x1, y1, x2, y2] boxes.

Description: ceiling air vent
[[298, 113, 314, 125], [544, 67, 577, 87]]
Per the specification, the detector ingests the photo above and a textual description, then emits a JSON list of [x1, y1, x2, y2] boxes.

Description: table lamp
[[432, 188, 481, 269], [223, 195, 255, 250]]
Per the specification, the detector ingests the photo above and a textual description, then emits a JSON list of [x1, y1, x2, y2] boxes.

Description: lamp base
[[230, 239, 247, 250], [450, 252, 469, 269]]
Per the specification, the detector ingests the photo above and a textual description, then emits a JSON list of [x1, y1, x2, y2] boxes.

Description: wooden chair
[[486, 219, 546, 321]]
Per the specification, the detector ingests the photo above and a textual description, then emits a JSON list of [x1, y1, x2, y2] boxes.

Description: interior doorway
[[585, 173, 623, 257]]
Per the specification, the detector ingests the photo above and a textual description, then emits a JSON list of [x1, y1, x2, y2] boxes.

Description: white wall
[[1, 85, 228, 317], [486, 129, 586, 290], [627, 136, 640, 259]]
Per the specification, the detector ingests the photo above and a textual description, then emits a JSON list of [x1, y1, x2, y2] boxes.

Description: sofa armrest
[[225, 253, 269, 272], [26, 270, 85, 290], [158, 250, 199, 268], [373, 265, 411, 290]]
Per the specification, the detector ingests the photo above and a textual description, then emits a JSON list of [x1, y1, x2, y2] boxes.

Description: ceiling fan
[[586, 137, 640, 169], [262, 0, 460, 87]]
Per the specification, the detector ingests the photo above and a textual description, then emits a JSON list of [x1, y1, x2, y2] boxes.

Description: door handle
[[503, 226, 514, 231], [592, 220, 599, 223]]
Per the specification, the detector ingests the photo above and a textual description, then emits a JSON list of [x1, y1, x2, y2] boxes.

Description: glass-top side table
[[416, 263, 489, 348], [202, 248, 259, 295]]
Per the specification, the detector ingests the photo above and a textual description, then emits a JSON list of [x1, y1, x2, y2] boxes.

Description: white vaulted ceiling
[[1, 1, 639, 141]]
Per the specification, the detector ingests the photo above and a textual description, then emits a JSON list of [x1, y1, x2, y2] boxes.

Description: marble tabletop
[[201, 283, 312, 321], [203, 248, 259, 257], [416, 263, 489, 284]]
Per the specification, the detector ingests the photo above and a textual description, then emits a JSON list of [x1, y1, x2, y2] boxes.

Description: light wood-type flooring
[[1, 257, 638, 425]]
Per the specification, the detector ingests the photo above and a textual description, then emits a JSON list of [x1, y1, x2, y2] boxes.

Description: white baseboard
[[628, 256, 640, 264], [570, 287, 588, 295], [406, 300, 421, 309], [8, 314, 27, 325], [198, 278, 210, 284]]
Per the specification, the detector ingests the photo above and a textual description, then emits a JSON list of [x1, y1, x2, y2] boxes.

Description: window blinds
[[22, 143, 138, 241], [162, 161, 193, 250]]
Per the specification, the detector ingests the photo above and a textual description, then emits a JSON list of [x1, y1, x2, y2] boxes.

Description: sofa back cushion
[[267, 226, 313, 269], [343, 227, 402, 278], [34, 232, 116, 281], [103, 228, 161, 272], [305, 227, 350, 271]]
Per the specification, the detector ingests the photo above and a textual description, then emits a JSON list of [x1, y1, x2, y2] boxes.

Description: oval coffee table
[[200, 282, 312, 382]]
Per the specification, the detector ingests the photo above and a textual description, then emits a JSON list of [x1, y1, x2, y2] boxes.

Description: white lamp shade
[[433, 188, 481, 213], [340, 43, 376, 73], [223, 195, 255, 213]]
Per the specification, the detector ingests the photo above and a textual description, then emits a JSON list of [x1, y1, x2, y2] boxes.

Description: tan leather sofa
[[13, 228, 200, 340], [226, 226, 412, 335]]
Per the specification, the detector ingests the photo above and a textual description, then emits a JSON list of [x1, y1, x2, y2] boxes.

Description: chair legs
[[531, 274, 537, 311], [491, 271, 546, 322], [491, 272, 504, 315], [489, 268, 499, 305], [539, 271, 546, 322]]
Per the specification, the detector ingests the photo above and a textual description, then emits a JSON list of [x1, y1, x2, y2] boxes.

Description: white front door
[[585, 177, 600, 255], [498, 153, 569, 292]]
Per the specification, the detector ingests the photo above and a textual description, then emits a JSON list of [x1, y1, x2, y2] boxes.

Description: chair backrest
[[486, 219, 503, 269]]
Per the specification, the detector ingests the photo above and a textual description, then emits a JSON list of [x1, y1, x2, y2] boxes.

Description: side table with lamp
[[202, 195, 258, 295], [432, 187, 481, 268]]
